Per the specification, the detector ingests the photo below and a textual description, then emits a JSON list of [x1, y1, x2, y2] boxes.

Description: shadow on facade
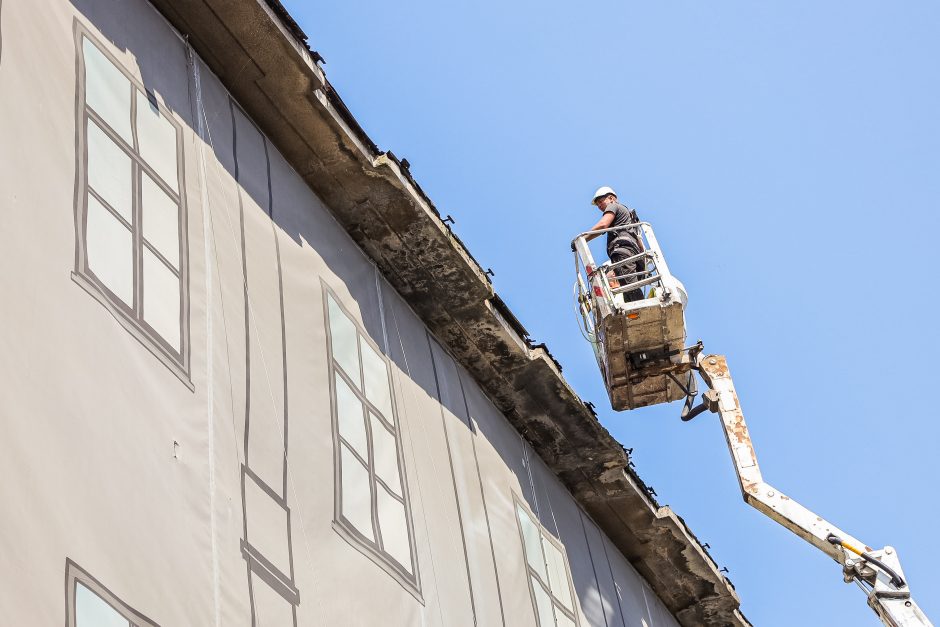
[[67, 4, 538, 624]]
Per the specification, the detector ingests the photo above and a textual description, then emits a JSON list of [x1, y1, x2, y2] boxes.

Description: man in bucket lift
[[584, 186, 645, 302]]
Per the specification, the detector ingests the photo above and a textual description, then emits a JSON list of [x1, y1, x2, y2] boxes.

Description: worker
[[584, 186, 645, 302]]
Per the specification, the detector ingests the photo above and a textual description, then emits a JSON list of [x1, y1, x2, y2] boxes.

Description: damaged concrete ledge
[[150, 1, 750, 624]]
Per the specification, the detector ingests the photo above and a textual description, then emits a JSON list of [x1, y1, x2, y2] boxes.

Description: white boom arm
[[695, 355, 932, 627]]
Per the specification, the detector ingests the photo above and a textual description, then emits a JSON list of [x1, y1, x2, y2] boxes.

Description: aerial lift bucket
[[573, 224, 933, 624], [572, 222, 694, 410]]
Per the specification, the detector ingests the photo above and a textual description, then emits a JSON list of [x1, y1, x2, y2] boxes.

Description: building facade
[[0, 1, 746, 625]]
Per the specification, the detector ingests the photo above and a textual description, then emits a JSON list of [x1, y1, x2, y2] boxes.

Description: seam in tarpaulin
[[594, 513, 631, 627], [454, 371, 508, 627], [382, 274, 450, 627], [188, 44, 222, 627], [577, 511, 614, 627], [521, 435, 543, 522], [425, 330, 478, 625], [212, 122, 316, 623], [543, 459, 562, 541], [640, 579, 655, 626], [190, 50, 325, 624]]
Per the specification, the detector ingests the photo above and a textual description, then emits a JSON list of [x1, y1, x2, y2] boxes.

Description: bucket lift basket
[[572, 222, 694, 410]]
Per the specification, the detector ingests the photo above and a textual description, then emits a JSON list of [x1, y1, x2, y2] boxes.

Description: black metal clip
[[681, 389, 720, 423]]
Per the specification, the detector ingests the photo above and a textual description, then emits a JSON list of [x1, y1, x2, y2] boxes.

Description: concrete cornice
[[149, 1, 749, 623]]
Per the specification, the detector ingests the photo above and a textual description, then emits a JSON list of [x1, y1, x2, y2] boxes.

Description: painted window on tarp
[[73, 25, 189, 384], [76, 583, 129, 627], [66, 559, 159, 627], [325, 289, 420, 594], [515, 501, 581, 627]]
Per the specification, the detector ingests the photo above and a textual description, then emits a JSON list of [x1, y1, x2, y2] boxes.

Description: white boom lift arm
[[571, 220, 930, 624], [685, 353, 932, 627]]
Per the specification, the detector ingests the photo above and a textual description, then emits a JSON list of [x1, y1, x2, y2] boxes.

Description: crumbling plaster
[[149, 1, 749, 624]]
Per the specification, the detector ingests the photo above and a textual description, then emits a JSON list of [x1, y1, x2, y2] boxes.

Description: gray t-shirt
[[605, 202, 642, 255]]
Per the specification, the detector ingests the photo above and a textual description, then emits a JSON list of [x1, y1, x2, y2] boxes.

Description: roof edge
[[147, 1, 749, 624]]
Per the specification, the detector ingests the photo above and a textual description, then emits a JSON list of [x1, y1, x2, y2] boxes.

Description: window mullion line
[[86, 107, 180, 205], [80, 110, 90, 275], [87, 187, 132, 231], [367, 401, 394, 431], [359, 332, 383, 551], [374, 475, 404, 504], [555, 601, 576, 622], [363, 398, 394, 431], [86, 107, 134, 156], [517, 500, 580, 627], [133, 161, 143, 317], [325, 288, 419, 594], [533, 573, 560, 626], [138, 157, 180, 204], [356, 332, 366, 393], [338, 369, 375, 428], [333, 362, 358, 393], [335, 360, 371, 402], [74, 29, 191, 385], [141, 237, 181, 278], [538, 533, 553, 596], [88, 107, 179, 206], [339, 435, 369, 469], [130, 84, 139, 153], [541, 535, 570, 621], [529, 564, 551, 593]]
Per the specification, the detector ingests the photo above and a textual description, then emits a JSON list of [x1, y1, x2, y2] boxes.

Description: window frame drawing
[[229, 100, 301, 625], [514, 496, 581, 627], [323, 284, 421, 598], [71, 21, 191, 388], [65, 558, 160, 627]]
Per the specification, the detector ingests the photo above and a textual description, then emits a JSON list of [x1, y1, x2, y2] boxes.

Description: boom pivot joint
[[684, 351, 932, 627]]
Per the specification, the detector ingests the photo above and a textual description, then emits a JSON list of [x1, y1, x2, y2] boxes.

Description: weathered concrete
[[150, 1, 750, 624]]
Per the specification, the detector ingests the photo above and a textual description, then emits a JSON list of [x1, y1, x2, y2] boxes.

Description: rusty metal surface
[[603, 301, 688, 410], [698, 355, 763, 497], [698, 355, 875, 569], [698, 354, 934, 625]]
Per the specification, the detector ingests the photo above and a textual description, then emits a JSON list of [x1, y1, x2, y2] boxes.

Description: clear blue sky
[[283, 2, 939, 624]]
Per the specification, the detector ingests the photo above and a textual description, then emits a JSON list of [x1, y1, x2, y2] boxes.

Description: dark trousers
[[610, 248, 644, 302]]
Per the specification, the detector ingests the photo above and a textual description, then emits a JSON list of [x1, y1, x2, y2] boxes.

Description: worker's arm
[[583, 210, 615, 241]]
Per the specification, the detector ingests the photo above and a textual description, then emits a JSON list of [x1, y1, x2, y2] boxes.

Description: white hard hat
[[591, 186, 617, 204]]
